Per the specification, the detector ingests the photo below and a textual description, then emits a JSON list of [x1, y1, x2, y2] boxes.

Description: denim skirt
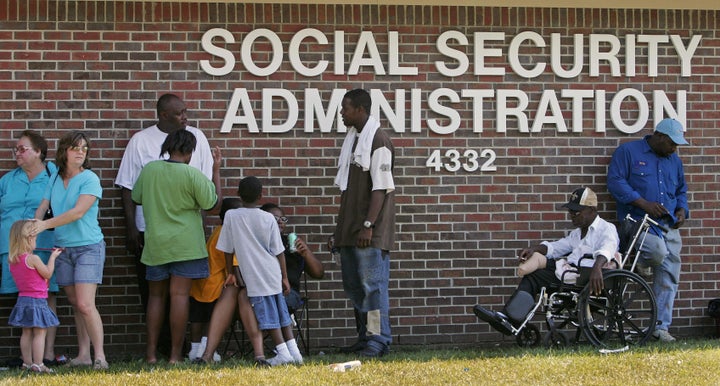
[[8, 296, 60, 328]]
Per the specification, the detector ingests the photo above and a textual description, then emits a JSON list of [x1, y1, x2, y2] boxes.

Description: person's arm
[[294, 237, 324, 279], [121, 187, 142, 255], [588, 254, 609, 295], [277, 252, 290, 295], [223, 252, 237, 287], [26, 249, 62, 280], [357, 190, 386, 248], [207, 146, 223, 213], [32, 195, 97, 235]]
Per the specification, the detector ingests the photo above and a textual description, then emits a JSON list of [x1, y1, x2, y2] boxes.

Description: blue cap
[[654, 118, 689, 145]]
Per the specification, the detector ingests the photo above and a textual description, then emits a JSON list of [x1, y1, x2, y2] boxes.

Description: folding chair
[[291, 272, 310, 356]]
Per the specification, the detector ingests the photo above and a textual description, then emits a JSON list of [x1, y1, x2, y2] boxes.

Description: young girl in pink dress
[[7, 219, 62, 373]]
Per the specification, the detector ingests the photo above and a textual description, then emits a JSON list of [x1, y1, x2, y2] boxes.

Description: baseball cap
[[561, 187, 597, 211], [654, 118, 689, 145]]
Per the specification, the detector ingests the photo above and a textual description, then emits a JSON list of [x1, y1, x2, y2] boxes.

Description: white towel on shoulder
[[334, 116, 380, 191]]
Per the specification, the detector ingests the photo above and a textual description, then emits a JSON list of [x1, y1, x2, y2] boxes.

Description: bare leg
[[238, 288, 265, 358], [20, 328, 33, 367], [268, 328, 284, 346], [168, 275, 192, 364], [146, 279, 169, 363], [43, 293, 57, 362], [200, 285, 238, 362], [64, 285, 92, 365], [71, 283, 106, 363], [31, 328, 47, 366]]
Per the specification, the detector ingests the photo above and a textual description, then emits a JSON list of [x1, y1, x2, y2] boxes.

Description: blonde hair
[[8, 220, 34, 264]]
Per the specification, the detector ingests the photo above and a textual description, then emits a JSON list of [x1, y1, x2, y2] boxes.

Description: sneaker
[[254, 358, 271, 367], [359, 341, 389, 358], [212, 351, 221, 363], [339, 340, 367, 354], [473, 305, 514, 335], [653, 329, 676, 342], [267, 353, 294, 366]]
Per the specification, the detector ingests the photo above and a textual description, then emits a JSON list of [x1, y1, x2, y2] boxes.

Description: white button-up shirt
[[542, 215, 619, 268]]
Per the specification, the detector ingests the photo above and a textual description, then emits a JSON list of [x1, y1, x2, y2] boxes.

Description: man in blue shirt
[[607, 118, 690, 342]]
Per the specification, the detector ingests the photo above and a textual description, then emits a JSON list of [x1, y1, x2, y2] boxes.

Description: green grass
[[2, 339, 720, 385]]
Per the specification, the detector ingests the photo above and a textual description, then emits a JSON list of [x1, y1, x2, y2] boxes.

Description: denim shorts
[[55, 241, 106, 286], [145, 258, 209, 281], [249, 293, 292, 330]]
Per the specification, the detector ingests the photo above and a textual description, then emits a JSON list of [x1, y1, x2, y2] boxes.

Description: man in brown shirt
[[333, 89, 395, 358]]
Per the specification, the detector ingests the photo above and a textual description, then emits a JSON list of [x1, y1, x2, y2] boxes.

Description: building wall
[[0, 1, 718, 358]]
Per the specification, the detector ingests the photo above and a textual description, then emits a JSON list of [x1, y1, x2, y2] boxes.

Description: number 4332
[[425, 149, 497, 172]]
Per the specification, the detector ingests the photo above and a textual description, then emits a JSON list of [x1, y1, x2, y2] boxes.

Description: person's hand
[[639, 200, 670, 219], [295, 237, 309, 256], [673, 209, 686, 229], [29, 220, 48, 237], [126, 226, 143, 255], [49, 247, 63, 259], [518, 248, 534, 263], [589, 265, 604, 295], [223, 273, 237, 288], [212, 146, 222, 171], [356, 228, 372, 248], [282, 277, 290, 295]]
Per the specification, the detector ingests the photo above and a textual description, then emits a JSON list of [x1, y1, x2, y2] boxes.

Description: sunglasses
[[274, 215, 288, 223], [69, 145, 89, 153], [13, 145, 33, 154]]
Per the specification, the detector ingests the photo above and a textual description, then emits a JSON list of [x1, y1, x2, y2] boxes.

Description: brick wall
[[0, 1, 718, 359]]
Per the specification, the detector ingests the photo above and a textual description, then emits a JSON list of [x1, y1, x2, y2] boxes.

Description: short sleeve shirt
[[43, 169, 103, 247], [216, 208, 285, 297], [115, 125, 213, 231], [132, 160, 217, 266], [0, 163, 57, 254]]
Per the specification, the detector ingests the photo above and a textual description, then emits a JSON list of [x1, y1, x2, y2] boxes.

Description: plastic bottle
[[329, 360, 361, 372], [287, 232, 297, 252]]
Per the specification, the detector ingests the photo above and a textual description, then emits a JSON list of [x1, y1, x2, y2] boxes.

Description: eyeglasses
[[69, 145, 89, 153], [13, 145, 33, 154], [274, 215, 288, 224]]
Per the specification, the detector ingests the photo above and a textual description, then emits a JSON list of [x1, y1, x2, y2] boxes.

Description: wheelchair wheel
[[543, 330, 569, 349], [516, 324, 541, 347], [578, 270, 657, 350]]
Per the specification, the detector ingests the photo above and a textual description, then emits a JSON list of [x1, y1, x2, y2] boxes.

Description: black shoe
[[359, 341, 389, 358], [339, 340, 367, 354], [254, 358, 271, 367], [473, 305, 514, 335]]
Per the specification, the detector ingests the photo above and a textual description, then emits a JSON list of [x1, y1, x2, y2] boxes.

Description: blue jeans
[[340, 247, 391, 347], [639, 228, 682, 331]]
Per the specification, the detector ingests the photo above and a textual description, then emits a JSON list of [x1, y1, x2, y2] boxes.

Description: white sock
[[197, 336, 208, 359], [285, 338, 303, 364], [267, 343, 293, 366], [188, 342, 200, 360]]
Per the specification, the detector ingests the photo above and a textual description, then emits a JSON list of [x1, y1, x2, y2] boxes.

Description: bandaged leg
[[517, 252, 547, 277]]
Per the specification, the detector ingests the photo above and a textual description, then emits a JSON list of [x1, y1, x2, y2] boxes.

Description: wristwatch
[[363, 220, 375, 229]]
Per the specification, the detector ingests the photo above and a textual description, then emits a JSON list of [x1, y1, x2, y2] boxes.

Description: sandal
[[66, 357, 92, 367], [29, 363, 54, 373], [93, 359, 109, 370]]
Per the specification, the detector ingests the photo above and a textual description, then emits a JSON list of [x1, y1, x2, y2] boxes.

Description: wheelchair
[[498, 214, 666, 351]]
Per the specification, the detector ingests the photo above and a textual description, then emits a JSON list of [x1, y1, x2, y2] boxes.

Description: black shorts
[[189, 297, 216, 323]]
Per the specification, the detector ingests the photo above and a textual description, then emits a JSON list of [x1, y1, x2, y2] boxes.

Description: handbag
[[42, 165, 57, 230]]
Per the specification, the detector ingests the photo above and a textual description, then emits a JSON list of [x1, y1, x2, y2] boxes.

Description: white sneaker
[[653, 329, 676, 342], [267, 352, 294, 366], [212, 351, 221, 363]]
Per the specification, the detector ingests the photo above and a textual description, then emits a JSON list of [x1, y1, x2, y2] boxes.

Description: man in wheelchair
[[474, 187, 619, 335]]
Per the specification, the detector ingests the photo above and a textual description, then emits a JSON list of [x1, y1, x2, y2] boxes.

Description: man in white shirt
[[473, 187, 619, 335], [115, 93, 213, 311]]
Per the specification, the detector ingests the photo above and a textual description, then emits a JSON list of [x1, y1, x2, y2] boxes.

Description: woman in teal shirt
[[0, 130, 62, 365], [32, 131, 107, 370]]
